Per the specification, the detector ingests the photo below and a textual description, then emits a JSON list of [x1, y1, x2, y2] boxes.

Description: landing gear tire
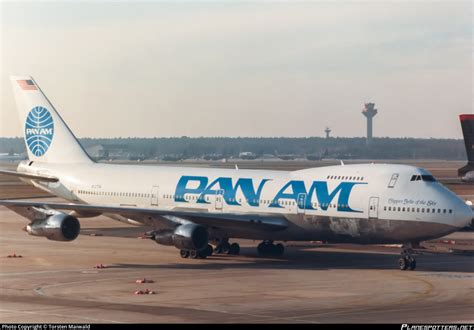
[[197, 249, 208, 259], [257, 241, 284, 257], [257, 242, 267, 255], [399, 243, 417, 271], [408, 257, 416, 271], [204, 244, 213, 257], [180, 250, 190, 258], [398, 257, 408, 271], [229, 243, 240, 255], [275, 243, 284, 256], [214, 240, 240, 256], [214, 240, 230, 254], [399, 256, 416, 271], [222, 243, 231, 254], [190, 250, 198, 259]]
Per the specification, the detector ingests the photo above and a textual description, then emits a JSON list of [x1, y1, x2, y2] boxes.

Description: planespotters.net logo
[[402, 325, 473, 330], [25, 106, 54, 157]]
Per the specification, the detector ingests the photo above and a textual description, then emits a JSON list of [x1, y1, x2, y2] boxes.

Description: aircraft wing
[[0, 200, 289, 232]]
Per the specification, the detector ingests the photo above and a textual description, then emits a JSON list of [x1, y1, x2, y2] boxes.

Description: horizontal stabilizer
[[0, 170, 58, 182]]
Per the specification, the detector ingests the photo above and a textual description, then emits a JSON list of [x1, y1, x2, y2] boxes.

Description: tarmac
[[0, 160, 473, 323]]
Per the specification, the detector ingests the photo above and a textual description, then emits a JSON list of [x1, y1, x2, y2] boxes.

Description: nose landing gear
[[399, 243, 417, 271]]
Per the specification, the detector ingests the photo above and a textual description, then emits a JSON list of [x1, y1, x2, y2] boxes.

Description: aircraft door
[[215, 189, 224, 210], [151, 186, 159, 206], [368, 197, 379, 219], [297, 193, 306, 215], [388, 173, 399, 188]]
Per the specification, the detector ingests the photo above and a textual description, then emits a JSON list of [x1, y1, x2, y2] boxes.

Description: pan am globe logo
[[25, 106, 54, 157]]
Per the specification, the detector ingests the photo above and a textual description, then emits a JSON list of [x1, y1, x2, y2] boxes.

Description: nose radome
[[455, 202, 473, 228]]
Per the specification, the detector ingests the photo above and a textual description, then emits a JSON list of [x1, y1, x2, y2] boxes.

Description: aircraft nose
[[455, 201, 473, 228]]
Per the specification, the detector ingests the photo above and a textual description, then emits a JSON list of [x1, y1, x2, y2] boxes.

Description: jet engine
[[26, 213, 80, 241], [154, 223, 209, 251]]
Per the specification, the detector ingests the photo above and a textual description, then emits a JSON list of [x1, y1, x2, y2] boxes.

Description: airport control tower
[[362, 103, 377, 146], [325, 127, 331, 138]]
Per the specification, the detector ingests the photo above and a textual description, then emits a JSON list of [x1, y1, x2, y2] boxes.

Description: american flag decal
[[17, 79, 37, 91]]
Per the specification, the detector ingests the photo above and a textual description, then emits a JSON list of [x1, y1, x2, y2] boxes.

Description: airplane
[[0, 76, 472, 271], [458, 114, 474, 182]]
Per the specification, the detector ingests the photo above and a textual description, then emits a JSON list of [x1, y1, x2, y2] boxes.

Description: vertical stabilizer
[[458, 114, 474, 177], [10, 76, 92, 164]]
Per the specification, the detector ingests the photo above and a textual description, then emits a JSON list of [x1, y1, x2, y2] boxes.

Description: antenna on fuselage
[[340, 160, 345, 166], [235, 164, 239, 170]]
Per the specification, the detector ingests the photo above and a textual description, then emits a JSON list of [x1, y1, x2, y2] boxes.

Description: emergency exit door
[[215, 189, 224, 210], [368, 197, 379, 219], [151, 186, 159, 206], [297, 193, 306, 214]]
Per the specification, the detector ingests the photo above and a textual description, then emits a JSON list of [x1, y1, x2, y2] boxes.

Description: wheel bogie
[[257, 241, 284, 257], [229, 243, 240, 255], [399, 256, 416, 271], [398, 257, 408, 270]]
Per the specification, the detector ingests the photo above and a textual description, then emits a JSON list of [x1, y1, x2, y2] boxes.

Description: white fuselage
[[18, 161, 472, 244]]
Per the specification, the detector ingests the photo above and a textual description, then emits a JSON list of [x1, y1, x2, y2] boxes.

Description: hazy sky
[[0, 1, 472, 138]]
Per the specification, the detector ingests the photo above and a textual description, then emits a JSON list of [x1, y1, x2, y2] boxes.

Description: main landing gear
[[399, 243, 417, 271], [180, 240, 241, 259], [180, 244, 213, 259], [214, 239, 240, 255], [257, 240, 285, 257]]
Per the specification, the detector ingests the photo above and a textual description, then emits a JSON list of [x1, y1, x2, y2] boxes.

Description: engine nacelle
[[154, 223, 208, 251], [26, 213, 80, 241]]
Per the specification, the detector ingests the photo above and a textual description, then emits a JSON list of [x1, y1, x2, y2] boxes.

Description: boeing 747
[[1, 76, 472, 270]]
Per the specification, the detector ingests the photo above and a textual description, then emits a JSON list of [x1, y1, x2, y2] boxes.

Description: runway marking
[[0, 307, 123, 323]]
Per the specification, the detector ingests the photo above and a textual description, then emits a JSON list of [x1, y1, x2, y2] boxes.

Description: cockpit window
[[410, 174, 436, 182], [421, 175, 436, 182]]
